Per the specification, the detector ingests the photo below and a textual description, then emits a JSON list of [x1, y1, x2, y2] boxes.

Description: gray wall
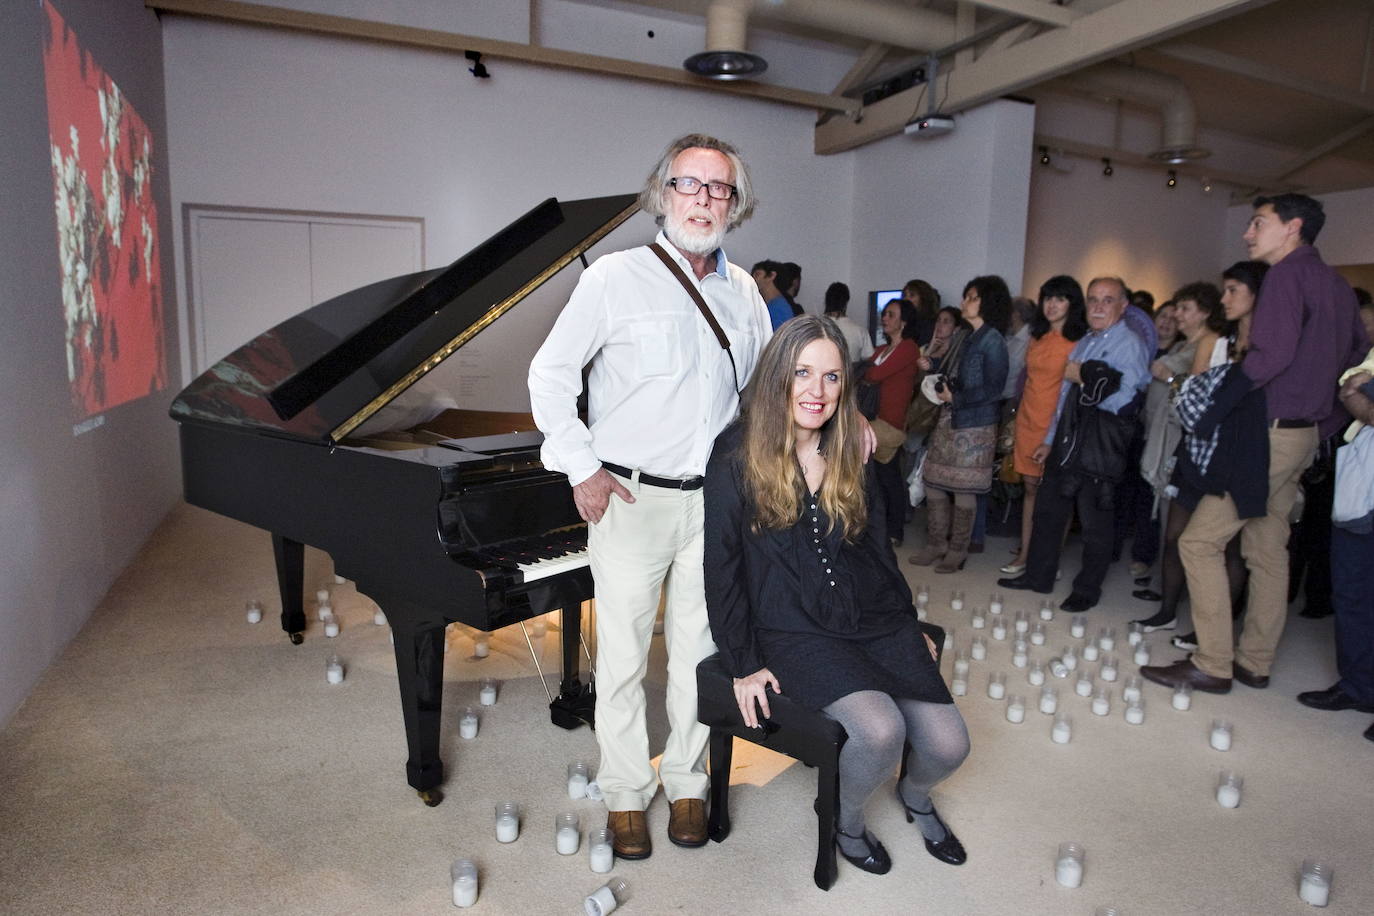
[[0, 0, 181, 728]]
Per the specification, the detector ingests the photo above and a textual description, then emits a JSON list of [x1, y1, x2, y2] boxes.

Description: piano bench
[[695, 653, 847, 891]]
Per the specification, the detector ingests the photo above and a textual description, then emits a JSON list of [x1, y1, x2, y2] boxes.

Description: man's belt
[[602, 462, 705, 491]]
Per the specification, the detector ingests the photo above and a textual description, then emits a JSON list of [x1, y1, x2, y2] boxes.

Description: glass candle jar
[[1081, 642, 1100, 662], [1299, 860, 1332, 907], [1051, 711, 1072, 744], [1091, 686, 1111, 717], [1122, 675, 1143, 704], [1070, 617, 1087, 639], [555, 812, 580, 855], [1128, 621, 1144, 647], [1014, 609, 1029, 634], [1133, 642, 1151, 666], [990, 615, 1007, 641], [950, 590, 965, 612], [1075, 671, 1094, 697], [584, 878, 630, 916], [970, 608, 987, 629], [1124, 697, 1145, 725], [1011, 639, 1029, 668], [1100, 656, 1119, 682], [588, 826, 614, 873], [1030, 622, 1047, 646], [953, 649, 970, 678], [990, 593, 1005, 615], [1028, 661, 1046, 686], [1006, 694, 1026, 724], [951, 677, 968, 697], [970, 636, 987, 661], [1039, 685, 1059, 715], [325, 654, 344, 685], [1039, 597, 1055, 620], [987, 672, 1006, 699], [479, 678, 498, 706], [1172, 683, 1193, 711], [1210, 719, 1233, 751], [568, 761, 590, 799], [245, 599, 263, 624], [1061, 647, 1079, 671], [495, 802, 520, 843], [450, 858, 478, 907], [459, 707, 479, 740], [1098, 626, 1116, 652], [1055, 842, 1085, 888], [1216, 770, 1242, 809]]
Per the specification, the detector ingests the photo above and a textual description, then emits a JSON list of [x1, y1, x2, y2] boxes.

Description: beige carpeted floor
[[1, 502, 1371, 915]]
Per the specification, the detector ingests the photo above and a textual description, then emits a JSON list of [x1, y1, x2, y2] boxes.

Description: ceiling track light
[[1201, 177, 1213, 193], [1101, 157, 1113, 177], [1166, 169, 1177, 189], [1038, 145, 1050, 165]]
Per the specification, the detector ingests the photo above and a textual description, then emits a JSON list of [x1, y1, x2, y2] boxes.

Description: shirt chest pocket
[[622, 315, 682, 378]]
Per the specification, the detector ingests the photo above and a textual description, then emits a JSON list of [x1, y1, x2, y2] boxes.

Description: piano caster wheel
[[418, 788, 444, 807], [289, 631, 304, 645]]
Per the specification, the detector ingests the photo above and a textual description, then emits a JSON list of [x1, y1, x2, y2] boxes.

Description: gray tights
[[822, 691, 970, 853]]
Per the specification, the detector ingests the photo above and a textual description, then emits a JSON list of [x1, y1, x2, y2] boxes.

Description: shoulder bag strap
[[648, 243, 741, 392]]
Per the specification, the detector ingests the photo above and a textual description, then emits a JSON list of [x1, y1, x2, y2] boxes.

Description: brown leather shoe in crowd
[[667, 798, 708, 848], [607, 810, 652, 859], [1140, 659, 1232, 694]]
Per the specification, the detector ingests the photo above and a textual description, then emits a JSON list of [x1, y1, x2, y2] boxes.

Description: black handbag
[[856, 379, 881, 420]]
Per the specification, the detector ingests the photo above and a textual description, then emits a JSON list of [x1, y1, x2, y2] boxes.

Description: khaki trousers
[[1178, 426, 1317, 678], [588, 470, 715, 812]]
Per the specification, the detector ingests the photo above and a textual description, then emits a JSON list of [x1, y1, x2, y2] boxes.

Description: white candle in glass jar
[[450, 860, 478, 908], [1028, 663, 1046, 686], [988, 674, 1006, 699], [1210, 721, 1232, 751], [1070, 618, 1086, 639], [1039, 688, 1058, 715], [971, 610, 986, 629], [1075, 674, 1093, 697], [1082, 643, 1099, 662], [555, 814, 580, 855], [459, 708, 479, 739], [951, 678, 967, 696], [1039, 604, 1054, 621], [1299, 873, 1331, 907], [991, 620, 1007, 641], [479, 679, 498, 706], [1125, 701, 1145, 725], [325, 656, 344, 684], [1100, 659, 1119, 682], [1091, 693, 1110, 717], [970, 639, 986, 661], [1217, 784, 1241, 808], [1051, 718, 1071, 744], [1006, 698, 1025, 723], [1134, 644, 1151, 666], [245, 600, 263, 624], [1055, 856, 1083, 888], [495, 805, 519, 843], [990, 595, 1004, 615], [323, 614, 339, 638], [1172, 686, 1192, 711], [589, 842, 614, 874], [951, 593, 965, 612]]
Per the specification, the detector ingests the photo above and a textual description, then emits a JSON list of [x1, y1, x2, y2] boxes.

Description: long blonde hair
[[741, 316, 867, 540]]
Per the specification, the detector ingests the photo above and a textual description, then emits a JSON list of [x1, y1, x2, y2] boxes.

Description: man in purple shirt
[[1143, 194, 1369, 694]]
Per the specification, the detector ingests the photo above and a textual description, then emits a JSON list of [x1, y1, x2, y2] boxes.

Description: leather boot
[[908, 498, 950, 566], [935, 506, 975, 574]]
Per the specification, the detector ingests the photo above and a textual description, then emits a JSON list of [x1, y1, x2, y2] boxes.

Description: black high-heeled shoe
[[898, 790, 967, 866], [835, 828, 892, 875]]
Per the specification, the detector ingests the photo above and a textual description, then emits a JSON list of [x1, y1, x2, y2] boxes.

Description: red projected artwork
[[43, 0, 168, 422]]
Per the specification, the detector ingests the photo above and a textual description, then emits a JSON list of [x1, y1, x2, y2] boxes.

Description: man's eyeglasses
[[668, 176, 736, 200]]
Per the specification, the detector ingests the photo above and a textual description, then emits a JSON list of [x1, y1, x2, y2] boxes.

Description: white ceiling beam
[[816, 0, 1279, 154], [966, 0, 1079, 28], [1152, 42, 1374, 114], [146, 0, 858, 115], [1270, 115, 1374, 181], [955, 3, 977, 71], [985, 20, 1042, 54], [831, 42, 891, 96]]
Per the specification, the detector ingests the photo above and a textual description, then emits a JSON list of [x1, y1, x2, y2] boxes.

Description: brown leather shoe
[[1232, 662, 1269, 689], [667, 798, 708, 848], [1140, 659, 1232, 694], [607, 810, 651, 860]]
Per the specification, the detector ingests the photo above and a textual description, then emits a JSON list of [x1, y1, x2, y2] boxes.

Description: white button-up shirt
[[528, 231, 772, 486]]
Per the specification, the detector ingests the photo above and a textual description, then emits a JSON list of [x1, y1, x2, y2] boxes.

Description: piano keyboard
[[468, 527, 589, 584]]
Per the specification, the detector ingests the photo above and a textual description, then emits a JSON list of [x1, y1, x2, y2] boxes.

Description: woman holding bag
[[864, 298, 922, 545], [909, 276, 1010, 573]]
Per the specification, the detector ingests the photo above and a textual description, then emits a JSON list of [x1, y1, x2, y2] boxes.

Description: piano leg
[[550, 601, 595, 731], [383, 599, 447, 806], [271, 534, 306, 644]]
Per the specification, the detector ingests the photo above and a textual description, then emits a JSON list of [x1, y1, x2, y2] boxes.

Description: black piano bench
[[695, 653, 847, 891]]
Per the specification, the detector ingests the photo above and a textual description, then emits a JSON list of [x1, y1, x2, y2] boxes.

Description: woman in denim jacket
[[909, 276, 1011, 572]]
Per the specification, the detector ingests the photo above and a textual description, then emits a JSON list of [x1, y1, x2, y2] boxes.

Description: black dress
[[703, 423, 951, 711]]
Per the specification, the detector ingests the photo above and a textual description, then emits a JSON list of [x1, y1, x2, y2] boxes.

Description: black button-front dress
[[703, 423, 950, 711]]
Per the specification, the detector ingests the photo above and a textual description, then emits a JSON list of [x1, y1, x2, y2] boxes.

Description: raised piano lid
[[169, 194, 640, 443]]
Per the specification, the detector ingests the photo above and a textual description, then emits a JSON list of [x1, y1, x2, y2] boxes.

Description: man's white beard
[[664, 210, 728, 257]]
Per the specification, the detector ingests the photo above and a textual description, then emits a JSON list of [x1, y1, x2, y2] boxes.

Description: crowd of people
[[528, 133, 1373, 881]]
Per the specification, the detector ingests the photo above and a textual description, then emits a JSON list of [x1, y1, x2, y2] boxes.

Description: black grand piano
[[170, 194, 640, 805]]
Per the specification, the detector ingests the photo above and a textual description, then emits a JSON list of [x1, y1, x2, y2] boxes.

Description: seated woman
[[704, 315, 970, 876]]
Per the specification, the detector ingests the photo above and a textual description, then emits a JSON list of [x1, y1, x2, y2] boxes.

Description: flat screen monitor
[[868, 289, 904, 344]]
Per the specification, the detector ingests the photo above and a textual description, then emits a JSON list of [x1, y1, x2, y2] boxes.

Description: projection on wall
[[43, 0, 168, 429]]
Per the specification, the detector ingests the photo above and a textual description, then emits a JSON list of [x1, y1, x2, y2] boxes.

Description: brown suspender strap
[[647, 243, 741, 392]]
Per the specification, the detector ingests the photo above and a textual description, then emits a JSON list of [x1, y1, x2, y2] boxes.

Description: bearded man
[[528, 134, 772, 859]]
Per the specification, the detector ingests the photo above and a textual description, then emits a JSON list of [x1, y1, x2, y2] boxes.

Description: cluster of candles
[[932, 591, 1339, 907], [450, 847, 626, 911]]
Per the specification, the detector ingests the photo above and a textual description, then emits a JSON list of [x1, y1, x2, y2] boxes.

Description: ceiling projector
[[904, 115, 954, 138]]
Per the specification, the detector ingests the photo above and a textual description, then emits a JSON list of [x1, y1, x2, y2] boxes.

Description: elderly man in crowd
[[998, 277, 1150, 612], [1143, 194, 1368, 694], [528, 134, 772, 858]]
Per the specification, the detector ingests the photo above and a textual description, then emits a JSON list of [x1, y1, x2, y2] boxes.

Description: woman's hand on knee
[[733, 668, 781, 729]]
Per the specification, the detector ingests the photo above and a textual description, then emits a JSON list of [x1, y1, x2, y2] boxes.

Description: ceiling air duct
[[685, 0, 768, 80], [1068, 63, 1209, 164]]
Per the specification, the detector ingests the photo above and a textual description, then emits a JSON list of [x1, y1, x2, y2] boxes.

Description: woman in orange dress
[[1002, 276, 1088, 576]]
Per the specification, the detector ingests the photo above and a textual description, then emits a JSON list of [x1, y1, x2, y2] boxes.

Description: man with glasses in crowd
[[528, 135, 771, 860]]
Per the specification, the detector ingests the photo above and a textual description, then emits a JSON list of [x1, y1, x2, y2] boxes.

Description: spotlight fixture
[[684, 49, 767, 80], [1166, 169, 1177, 189], [465, 50, 490, 79], [1101, 158, 1113, 177], [1201, 177, 1213, 194], [1038, 146, 1050, 165]]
